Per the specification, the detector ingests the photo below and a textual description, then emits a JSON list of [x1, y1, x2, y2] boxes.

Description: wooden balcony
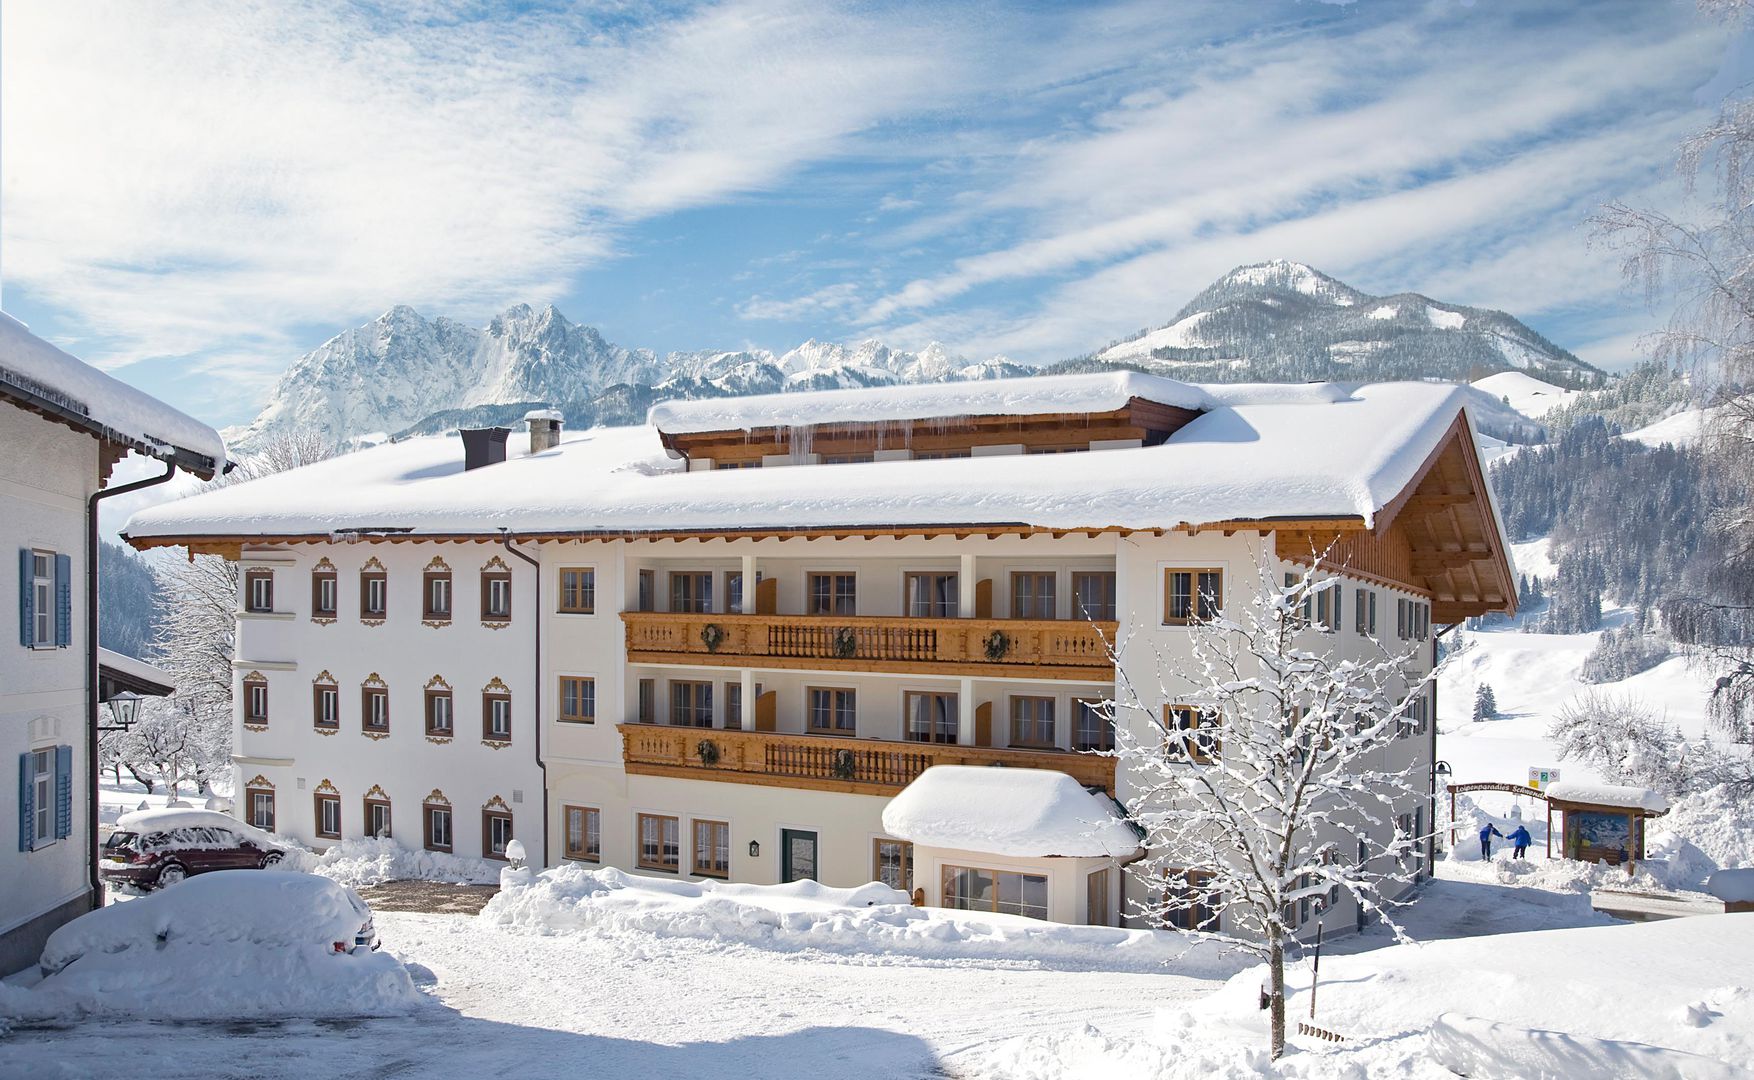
[[622, 611, 1117, 681], [619, 723, 1118, 796]]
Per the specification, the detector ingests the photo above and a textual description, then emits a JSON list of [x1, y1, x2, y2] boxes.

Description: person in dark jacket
[[1479, 822, 1504, 859], [1508, 825, 1532, 859]]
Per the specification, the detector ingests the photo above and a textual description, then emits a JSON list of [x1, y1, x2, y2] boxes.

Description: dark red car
[[100, 807, 286, 891]]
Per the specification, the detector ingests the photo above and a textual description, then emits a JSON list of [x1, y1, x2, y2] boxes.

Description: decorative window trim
[[363, 785, 391, 839], [422, 790, 453, 853], [241, 670, 269, 731], [480, 556, 513, 626], [424, 674, 454, 742], [244, 777, 277, 832], [481, 796, 514, 861], [482, 677, 513, 746], [311, 670, 340, 735], [313, 779, 341, 840], [361, 673, 390, 740], [422, 556, 454, 628], [359, 557, 388, 626], [310, 557, 339, 624]]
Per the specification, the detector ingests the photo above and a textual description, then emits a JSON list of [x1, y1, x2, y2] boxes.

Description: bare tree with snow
[[1109, 553, 1431, 1060]]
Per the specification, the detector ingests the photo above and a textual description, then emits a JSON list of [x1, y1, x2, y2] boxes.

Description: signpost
[[1528, 767, 1561, 791]]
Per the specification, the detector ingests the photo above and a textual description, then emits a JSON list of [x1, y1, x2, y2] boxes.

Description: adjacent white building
[[125, 372, 1514, 932], [1, 313, 224, 974]]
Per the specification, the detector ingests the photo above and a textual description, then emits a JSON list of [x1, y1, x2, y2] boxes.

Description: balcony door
[[781, 829, 818, 883]]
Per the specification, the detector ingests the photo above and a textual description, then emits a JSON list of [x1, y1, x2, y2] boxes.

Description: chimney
[[525, 409, 564, 455], [460, 427, 510, 471]]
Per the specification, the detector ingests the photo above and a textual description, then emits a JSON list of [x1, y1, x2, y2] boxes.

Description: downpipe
[[499, 530, 547, 870]]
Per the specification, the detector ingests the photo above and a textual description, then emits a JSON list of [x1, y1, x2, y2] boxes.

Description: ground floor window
[[638, 813, 680, 872], [692, 819, 730, 878], [425, 802, 453, 852], [874, 838, 913, 892], [1086, 869, 1109, 926], [564, 805, 601, 861], [365, 798, 391, 839], [483, 807, 514, 859], [314, 793, 341, 839], [943, 865, 1048, 921], [1160, 868, 1221, 932], [247, 787, 276, 832]]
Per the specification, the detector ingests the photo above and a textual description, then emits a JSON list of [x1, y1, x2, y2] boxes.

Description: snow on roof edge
[[1543, 782, 1670, 813]]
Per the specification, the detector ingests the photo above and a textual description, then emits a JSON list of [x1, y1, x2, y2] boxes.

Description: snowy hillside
[[1091, 259, 1601, 386]]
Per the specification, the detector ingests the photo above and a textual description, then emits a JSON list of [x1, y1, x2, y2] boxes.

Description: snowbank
[[481, 864, 1239, 974], [0, 872, 419, 1021], [0, 311, 226, 467], [1710, 869, 1754, 905], [284, 836, 500, 887], [1429, 1013, 1752, 1080], [882, 765, 1140, 858]]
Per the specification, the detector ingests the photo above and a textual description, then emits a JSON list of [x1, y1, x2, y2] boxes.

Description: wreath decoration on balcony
[[831, 748, 857, 780], [696, 739, 721, 766], [831, 626, 858, 659], [700, 623, 727, 653], [983, 629, 1011, 661]]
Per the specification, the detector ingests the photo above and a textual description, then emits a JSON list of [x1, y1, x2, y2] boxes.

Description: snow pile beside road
[[1429, 1013, 1753, 1080], [0, 872, 420, 1021], [1652, 785, 1754, 875], [482, 864, 1238, 974], [284, 837, 500, 886]]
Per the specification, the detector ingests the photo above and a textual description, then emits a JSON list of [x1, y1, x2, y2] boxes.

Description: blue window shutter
[[18, 752, 33, 852], [18, 549, 33, 647], [54, 553, 73, 648], [54, 745, 73, 839]]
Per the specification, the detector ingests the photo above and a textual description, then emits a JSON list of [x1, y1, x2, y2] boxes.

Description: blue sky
[[0, 0, 1740, 428]]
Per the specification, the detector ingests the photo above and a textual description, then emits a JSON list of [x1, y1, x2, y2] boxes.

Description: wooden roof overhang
[[1275, 411, 1517, 623], [655, 396, 1202, 462]]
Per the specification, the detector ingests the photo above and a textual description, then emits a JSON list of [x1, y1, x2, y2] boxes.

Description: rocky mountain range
[[230, 260, 1602, 448]]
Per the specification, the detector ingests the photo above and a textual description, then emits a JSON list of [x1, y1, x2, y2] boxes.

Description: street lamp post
[[99, 690, 141, 733]]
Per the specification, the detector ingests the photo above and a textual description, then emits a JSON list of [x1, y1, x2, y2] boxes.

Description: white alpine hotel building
[[126, 373, 1514, 930]]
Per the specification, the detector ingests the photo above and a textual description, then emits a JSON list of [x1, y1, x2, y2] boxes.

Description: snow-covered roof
[[125, 380, 1478, 540], [880, 765, 1141, 859], [98, 647, 175, 695], [647, 370, 1218, 436], [1544, 782, 1670, 813], [0, 312, 227, 472]]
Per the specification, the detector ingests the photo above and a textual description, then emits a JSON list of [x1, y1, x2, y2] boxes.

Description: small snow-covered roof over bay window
[[0, 312, 226, 478], [881, 766, 1141, 859]]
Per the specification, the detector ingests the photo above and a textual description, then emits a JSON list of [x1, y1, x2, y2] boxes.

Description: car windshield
[[103, 832, 137, 850]]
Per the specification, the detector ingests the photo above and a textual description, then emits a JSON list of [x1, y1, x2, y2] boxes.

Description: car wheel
[[260, 851, 283, 868], [157, 863, 188, 888]]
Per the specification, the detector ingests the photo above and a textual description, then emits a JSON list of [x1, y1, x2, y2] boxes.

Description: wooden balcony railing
[[622, 612, 1116, 680], [619, 723, 1118, 796]]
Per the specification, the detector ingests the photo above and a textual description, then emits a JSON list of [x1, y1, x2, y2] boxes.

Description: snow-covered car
[[43, 871, 378, 978], [100, 806, 287, 891]]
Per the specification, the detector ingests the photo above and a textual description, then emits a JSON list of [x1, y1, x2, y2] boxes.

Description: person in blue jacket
[[1508, 824, 1532, 859], [1479, 822, 1504, 859]]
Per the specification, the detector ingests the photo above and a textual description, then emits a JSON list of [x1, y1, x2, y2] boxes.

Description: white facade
[[228, 541, 545, 866], [0, 403, 94, 974]]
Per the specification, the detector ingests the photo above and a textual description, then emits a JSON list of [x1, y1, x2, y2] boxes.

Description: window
[[425, 687, 453, 737], [244, 675, 269, 726], [670, 681, 712, 727], [424, 801, 452, 852], [1416, 600, 1430, 641], [315, 793, 341, 839], [1312, 581, 1341, 633], [807, 687, 857, 735], [820, 453, 874, 465], [670, 572, 713, 613], [360, 569, 387, 620], [904, 691, 957, 744], [807, 572, 857, 616], [912, 448, 971, 460], [30, 749, 53, 845], [1009, 696, 1055, 748], [365, 797, 391, 839], [564, 805, 601, 861], [1161, 868, 1221, 932], [1010, 573, 1056, 620], [26, 550, 56, 647], [362, 685, 389, 733], [1355, 588, 1377, 637], [874, 839, 913, 892], [1165, 704, 1218, 763], [637, 569, 656, 612], [247, 786, 276, 832], [715, 459, 761, 469], [424, 569, 453, 622], [1074, 698, 1112, 752], [245, 570, 274, 613], [312, 684, 339, 730], [484, 692, 512, 741], [725, 571, 744, 614], [905, 573, 958, 618], [483, 805, 514, 860], [311, 568, 337, 618], [943, 865, 1048, 921], [1025, 444, 1084, 455], [1072, 571, 1116, 621], [692, 819, 730, 878], [1396, 598, 1430, 641], [481, 571, 513, 621], [1164, 568, 1223, 625], [559, 677, 596, 724], [558, 567, 595, 614], [637, 813, 680, 872], [1087, 869, 1110, 927], [637, 678, 656, 724], [724, 682, 742, 731]]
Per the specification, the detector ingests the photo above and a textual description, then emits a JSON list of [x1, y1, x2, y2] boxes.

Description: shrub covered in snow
[[0, 872, 420, 1021]]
